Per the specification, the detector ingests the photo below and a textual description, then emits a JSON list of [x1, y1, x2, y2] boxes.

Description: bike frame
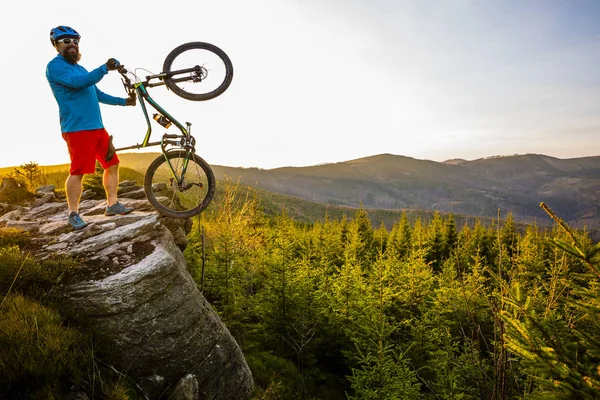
[[116, 68, 199, 187]]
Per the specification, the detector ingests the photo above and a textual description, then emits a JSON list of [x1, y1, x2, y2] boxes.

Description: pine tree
[[347, 324, 421, 400], [442, 213, 458, 262], [82, 161, 105, 199], [346, 255, 421, 399], [349, 207, 376, 269], [13, 161, 43, 190], [500, 211, 518, 263], [425, 211, 445, 272], [500, 203, 600, 399], [410, 218, 428, 254], [188, 180, 264, 333], [373, 221, 389, 256], [386, 211, 412, 261]]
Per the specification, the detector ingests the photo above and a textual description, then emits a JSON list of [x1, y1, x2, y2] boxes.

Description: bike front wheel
[[162, 42, 234, 101], [144, 151, 216, 219]]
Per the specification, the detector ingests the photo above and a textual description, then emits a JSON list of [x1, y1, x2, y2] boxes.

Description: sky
[[2, 0, 599, 170]]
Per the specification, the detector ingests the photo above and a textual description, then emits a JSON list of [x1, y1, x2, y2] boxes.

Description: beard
[[62, 47, 80, 64]]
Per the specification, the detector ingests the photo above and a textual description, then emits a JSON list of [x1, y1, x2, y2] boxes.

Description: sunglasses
[[58, 38, 79, 45]]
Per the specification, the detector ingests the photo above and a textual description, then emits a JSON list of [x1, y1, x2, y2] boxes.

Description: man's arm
[[96, 87, 127, 106], [46, 59, 109, 89]]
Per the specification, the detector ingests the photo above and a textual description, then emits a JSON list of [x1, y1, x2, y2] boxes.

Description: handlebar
[[117, 64, 203, 95], [117, 66, 135, 97]]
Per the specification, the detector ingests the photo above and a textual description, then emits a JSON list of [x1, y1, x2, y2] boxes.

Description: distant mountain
[[206, 153, 600, 229], [442, 158, 468, 165], [3, 152, 597, 230]]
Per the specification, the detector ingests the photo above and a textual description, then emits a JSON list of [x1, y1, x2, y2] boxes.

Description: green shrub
[[0, 293, 91, 398], [246, 351, 302, 399], [0, 177, 34, 204], [118, 166, 144, 185], [0, 245, 76, 302], [43, 170, 69, 190], [0, 227, 31, 248], [80, 164, 144, 200], [82, 162, 105, 200]]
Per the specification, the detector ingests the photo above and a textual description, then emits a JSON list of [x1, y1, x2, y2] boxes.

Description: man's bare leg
[[104, 164, 119, 206], [66, 174, 84, 213]]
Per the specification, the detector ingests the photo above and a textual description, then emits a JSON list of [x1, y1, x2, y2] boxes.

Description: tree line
[[185, 181, 600, 399]]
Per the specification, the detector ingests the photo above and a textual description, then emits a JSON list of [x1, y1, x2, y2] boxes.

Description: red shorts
[[62, 128, 120, 175]]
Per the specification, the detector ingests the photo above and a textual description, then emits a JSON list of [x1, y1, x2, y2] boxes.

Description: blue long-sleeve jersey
[[46, 54, 126, 133]]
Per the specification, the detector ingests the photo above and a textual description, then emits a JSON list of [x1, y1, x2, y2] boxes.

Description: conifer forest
[[184, 183, 600, 399], [1, 177, 599, 399]]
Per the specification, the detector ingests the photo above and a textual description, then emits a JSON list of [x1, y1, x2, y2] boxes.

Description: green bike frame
[[115, 74, 196, 188]]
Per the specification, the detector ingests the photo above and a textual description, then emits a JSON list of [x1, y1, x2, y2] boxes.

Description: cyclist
[[46, 25, 136, 230]]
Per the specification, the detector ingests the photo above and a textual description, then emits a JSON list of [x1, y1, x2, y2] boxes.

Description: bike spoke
[[145, 151, 215, 218], [167, 48, 229, 96]]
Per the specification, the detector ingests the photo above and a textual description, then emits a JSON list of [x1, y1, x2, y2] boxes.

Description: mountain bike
[[111, 42, 234, 219]]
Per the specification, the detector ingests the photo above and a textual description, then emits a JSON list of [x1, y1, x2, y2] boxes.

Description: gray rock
[[32, 192, 56, 207], [119, 180, 138, 187], [139, 374, 166, 399], [159, 216, 190, 251], [168, 374, 199, 400], [80, 190, 95, 200], [36, 184, 56, 194], [118, 184, 142, 194], [59, 225, 253, 399], [120, 188, 147, 199], [0, 202, 11, 216]]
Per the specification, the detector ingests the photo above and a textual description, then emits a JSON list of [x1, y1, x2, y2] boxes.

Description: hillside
[[2, 152, 598, 230], [208, 153, 600, 229]]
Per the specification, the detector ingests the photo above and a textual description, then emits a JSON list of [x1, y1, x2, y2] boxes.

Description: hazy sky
[[2, 0, 599, 169]]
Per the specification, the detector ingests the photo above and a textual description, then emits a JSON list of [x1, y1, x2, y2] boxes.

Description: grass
[[0, 293, 90, 398], [0, 159, 147, 193], [0, 228, 141, 399]]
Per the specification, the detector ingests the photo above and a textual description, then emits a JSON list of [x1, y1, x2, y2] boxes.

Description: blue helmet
[[50, 25, 80, 46]]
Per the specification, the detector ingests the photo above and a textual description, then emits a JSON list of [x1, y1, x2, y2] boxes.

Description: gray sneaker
[[68, 211, 88, 230], [105, 202, 133, 216]]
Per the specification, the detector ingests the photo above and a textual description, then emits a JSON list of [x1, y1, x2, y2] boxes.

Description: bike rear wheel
[[144, 150, 216, 219], [162, 42, 234, 101]]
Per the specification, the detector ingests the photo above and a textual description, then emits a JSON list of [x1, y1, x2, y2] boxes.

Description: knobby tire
[[162, 42, 234, 101], [144, 151, 216, 219]]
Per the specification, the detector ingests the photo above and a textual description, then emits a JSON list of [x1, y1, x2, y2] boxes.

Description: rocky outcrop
[[0, 184, 254, 400]]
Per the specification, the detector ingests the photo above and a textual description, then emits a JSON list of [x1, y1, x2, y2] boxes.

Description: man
[[46, 25, 136, 230]]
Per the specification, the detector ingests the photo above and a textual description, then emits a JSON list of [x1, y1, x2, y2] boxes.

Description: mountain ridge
[[2, 152, 598, 229], [205, 152, 600, 229]]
